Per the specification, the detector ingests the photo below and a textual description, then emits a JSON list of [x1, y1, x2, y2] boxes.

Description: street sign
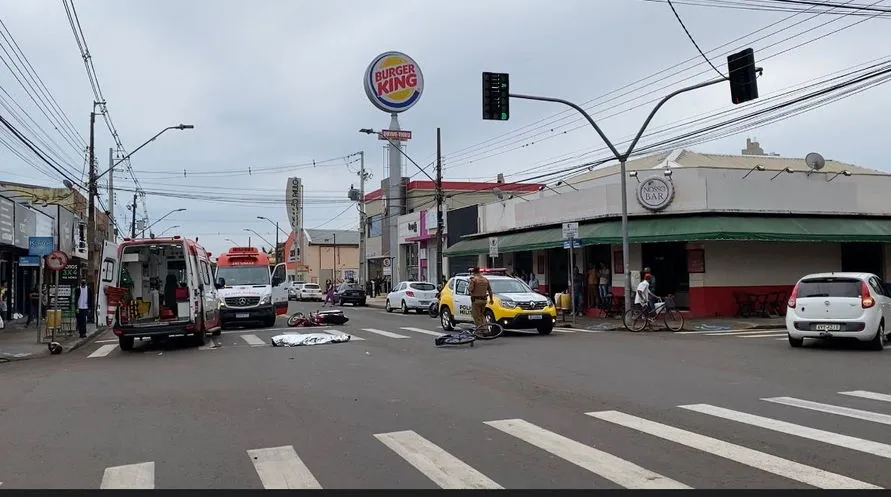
[[28, 236, 54, 256], [378, 130, 412, 141], [562, 222, 579, 240], [45, 250, 69, 271], [562, 240, 581, 249], [382, 258, 391, 276], [488, 237, 499, 258]]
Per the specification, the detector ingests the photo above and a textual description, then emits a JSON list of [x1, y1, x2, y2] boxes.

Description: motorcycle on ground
[[287, 308, 349, 327]]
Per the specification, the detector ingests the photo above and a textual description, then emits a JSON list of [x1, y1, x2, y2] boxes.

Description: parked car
[[786, 272, 889, 350], [288, 283, 302, 300], [335, 283, 366, 306], [386, 281, 438, 313], [299, 283, 323, 301]]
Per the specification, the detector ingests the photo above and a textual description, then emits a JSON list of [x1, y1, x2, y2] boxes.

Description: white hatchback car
[[386, 281, 438, 313], [786, 272, 890, 350], [299, 283, 323, 301]]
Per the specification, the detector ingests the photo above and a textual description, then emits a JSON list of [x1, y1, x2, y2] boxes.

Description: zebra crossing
[[674, 329, 788, 340], [17, 388, 891, 488], [81, 325, 585, 359]]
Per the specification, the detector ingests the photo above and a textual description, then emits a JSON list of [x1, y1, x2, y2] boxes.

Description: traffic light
[[482, 72, 510, 120], [727, 48, 759, 105]]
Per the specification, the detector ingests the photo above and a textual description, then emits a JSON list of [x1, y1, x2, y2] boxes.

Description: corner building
[[444, 149, 891, 318]]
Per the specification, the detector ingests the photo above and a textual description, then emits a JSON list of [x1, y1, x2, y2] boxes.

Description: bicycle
[[623, 295, 685, 332], [435, 319, 504, 347]]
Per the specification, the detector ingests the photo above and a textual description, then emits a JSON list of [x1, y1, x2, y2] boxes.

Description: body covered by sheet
[[270, 333, 352, 347]]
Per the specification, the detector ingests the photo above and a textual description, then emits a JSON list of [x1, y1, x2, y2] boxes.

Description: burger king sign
[[364, 51, 424, 114]]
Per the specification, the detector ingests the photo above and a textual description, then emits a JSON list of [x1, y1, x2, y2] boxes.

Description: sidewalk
[[364, 296, 784, 331], [0, 318, 104, 364]]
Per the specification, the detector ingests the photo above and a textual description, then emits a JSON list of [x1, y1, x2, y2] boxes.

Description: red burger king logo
[[364, 51, 424, 114]]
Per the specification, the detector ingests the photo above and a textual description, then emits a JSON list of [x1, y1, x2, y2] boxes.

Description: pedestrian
[[322, 283, 335, 307], [467, 267, 494, 331], [75, 278, 90, 338], [572, 267, 584, 316], [598, 262, 610, 305], [25, 284, 39, 328]]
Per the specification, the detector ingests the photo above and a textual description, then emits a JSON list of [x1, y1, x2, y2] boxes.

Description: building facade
[[363, 179, 542, 284], [301, 228, 359, 284], [444, 148, 891, 318]]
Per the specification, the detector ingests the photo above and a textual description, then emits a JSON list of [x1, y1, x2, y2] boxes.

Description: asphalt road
[[0, 300, 889, 489]]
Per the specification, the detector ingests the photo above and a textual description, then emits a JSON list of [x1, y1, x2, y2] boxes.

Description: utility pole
[[86, 107, 97, 285], [129, 193, 137, 238], [274, 221, 280, 264], [107, 147, 115, 241], [358, 151, 367, 285], [435, 127, 444, 284]]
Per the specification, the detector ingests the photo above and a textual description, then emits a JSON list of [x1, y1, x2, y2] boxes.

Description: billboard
[[285, 177, 303, 262], [0, 196, 13, 245], [14, 202, 36, 248]]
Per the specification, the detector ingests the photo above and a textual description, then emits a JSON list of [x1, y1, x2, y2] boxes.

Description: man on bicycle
[[468, 267, 495, 330], [635, 273, 658, 317]]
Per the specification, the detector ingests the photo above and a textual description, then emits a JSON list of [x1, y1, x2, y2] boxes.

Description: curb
[[0, 326, 107, 364]]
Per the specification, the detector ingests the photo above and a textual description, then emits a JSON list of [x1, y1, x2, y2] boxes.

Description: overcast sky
[[1, 0, 889, 256]]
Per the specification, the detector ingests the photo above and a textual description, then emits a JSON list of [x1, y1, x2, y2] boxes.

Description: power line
[[665, 0, 728, 78], [439, 0, 875, 169]]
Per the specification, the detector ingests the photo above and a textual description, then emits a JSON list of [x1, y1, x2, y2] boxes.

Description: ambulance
[[214, 246, 289, 328], [95, 236, 222, 351]]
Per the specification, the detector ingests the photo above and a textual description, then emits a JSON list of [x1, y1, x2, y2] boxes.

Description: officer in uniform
[[468, 267, 494, 329]]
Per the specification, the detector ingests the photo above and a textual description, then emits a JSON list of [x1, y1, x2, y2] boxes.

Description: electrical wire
[[666, 0, 728, 78]]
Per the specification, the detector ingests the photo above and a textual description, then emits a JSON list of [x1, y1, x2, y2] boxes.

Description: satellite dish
[[805, 152, 825, 171]]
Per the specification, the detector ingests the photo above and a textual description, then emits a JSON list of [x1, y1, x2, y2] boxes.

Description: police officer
[[468, 267, 494, 330]]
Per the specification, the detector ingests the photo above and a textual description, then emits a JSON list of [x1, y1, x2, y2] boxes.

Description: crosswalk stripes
[[362, 328, 410, 339], [87, 344, 118, 358], [246, 445, 322, 489], [841, 390, 891, 403], [679, 403, 891, 459], [7, 388, 891, 488], [400, 326, 445, 337], [99, 462, 155, 489], [585, 410, 878, 489], [374, 430, 503, 489], [762, 396, 891, 425], [240, 334, 266, 346], [484, 418, 690, 489]]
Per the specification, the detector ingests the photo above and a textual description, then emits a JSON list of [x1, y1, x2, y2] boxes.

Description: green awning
[[443, 215, 891, 256]]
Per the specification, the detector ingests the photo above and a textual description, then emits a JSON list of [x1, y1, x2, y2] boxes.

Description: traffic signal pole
[[484, 50, 761, 312]]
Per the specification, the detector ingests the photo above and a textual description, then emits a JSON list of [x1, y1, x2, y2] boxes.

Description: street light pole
[[142, 208, 186, 237], [257, 216, 289, 263]]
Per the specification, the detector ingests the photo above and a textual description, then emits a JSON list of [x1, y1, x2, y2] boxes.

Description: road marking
[[484, 418, 690, 489], [400, 327, 446, 337], [705, 330, 785, 337], [739, 333, 788, 338], [95, 339, 119, 343], [247, 445, 322, 489], [839, 390, 891, 403], [87, 344, 118, 358], [322, 329, 365, 341], [554, 328, 575, 333], [763, 396, 891, 426], [586, 410, 879, 489], [100, 462, 155, 489], [680, 404, 891, 459], [362, 328, 410, 339], [374, 430, 502, 489], [675, 329, 750, 335], [241, 334, 266, 346]]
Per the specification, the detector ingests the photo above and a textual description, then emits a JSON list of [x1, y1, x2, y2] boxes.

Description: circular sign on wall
[[45, 250, 69, 271], [364, 51, 424, 113], [636, 176, 675, 212]]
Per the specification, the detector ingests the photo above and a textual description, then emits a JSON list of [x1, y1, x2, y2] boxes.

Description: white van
[[214, 246, 288, 328], [95, 236, 222, 351]]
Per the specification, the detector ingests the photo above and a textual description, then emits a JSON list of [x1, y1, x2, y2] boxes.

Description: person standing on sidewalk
[[24, 285, 39, 327], [75, 279, 89, 338]]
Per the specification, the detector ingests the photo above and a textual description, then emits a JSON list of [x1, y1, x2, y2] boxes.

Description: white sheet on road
[[270, 333, 351, 347]]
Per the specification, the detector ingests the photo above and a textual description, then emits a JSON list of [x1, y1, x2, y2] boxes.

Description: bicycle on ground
[[623, 294, 685, 332], [435, 317, 504, 347]]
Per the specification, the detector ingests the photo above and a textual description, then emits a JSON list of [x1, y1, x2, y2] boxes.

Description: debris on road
[[270, 333, 352, 347]]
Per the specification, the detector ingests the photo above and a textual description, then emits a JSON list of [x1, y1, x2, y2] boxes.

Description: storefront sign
[[364, 51, 424, 114], [57, 207, 77, 256], [14, 203, 36, 248], [636, 176, 675, 212], [0, 196, 13, 245], [28, 236, 55, 256], [687, 249, 705, 273], [19, 255, 41, 267]]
